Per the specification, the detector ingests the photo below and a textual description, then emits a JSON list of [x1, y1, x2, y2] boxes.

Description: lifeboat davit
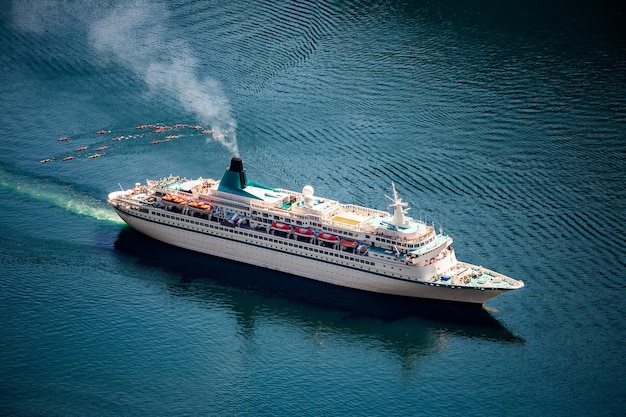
[[271, 222, 292, 232], [318, 233, 338, 243], [294, 227, 314, 237]]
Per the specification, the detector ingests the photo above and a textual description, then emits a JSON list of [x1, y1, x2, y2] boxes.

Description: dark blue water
[[1, 1, 624, 415]]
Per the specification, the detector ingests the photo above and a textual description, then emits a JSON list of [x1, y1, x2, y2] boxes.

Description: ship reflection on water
[[114, 226, 523, 366]]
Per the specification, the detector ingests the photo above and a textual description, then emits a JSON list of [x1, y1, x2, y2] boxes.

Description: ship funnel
[[219, 157, 249, 194], [218, 157, 274, 200], [229, 157, 244, 173], [229, 157, 247, 189]]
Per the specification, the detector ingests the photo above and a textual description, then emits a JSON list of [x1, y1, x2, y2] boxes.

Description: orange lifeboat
[[341, 239, 357, 248]]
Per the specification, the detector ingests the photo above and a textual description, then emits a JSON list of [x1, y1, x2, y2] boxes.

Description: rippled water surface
[[1, 1, 624, 415]]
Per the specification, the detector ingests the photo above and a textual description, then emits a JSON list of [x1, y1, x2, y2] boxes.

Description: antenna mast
[[386, 182, 410, 228]]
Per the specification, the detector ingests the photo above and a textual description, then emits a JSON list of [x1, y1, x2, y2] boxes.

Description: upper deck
[[144, 159, 435, 247]]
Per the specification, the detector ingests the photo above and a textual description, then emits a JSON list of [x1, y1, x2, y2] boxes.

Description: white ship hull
[[113, 205, 511, 304]]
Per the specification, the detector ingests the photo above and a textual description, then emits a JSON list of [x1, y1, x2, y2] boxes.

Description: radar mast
[[386, 182, 411, 228]]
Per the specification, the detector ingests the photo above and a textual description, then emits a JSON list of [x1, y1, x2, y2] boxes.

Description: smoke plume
[[11, 0, 239, 156]]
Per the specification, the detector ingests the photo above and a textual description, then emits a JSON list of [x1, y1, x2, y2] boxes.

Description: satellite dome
[[302, 185, 314, 196]]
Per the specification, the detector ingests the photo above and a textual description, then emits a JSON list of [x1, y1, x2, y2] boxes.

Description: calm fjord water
[[1, 1, 624, 415]]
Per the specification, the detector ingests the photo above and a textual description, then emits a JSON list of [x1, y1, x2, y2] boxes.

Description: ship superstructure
[[108, 157, 523, 304]]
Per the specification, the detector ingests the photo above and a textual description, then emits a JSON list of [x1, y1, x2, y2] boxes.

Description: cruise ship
[[108, 157, 524, 304]]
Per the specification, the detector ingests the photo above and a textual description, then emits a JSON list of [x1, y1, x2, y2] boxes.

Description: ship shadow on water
[[114, 227, 523, 345]]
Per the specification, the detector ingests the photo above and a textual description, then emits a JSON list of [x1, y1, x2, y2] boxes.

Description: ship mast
[[386, 182, 410, 228]]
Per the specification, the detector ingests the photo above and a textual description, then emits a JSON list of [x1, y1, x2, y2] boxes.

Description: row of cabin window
[[153, 211, 375, 266]]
